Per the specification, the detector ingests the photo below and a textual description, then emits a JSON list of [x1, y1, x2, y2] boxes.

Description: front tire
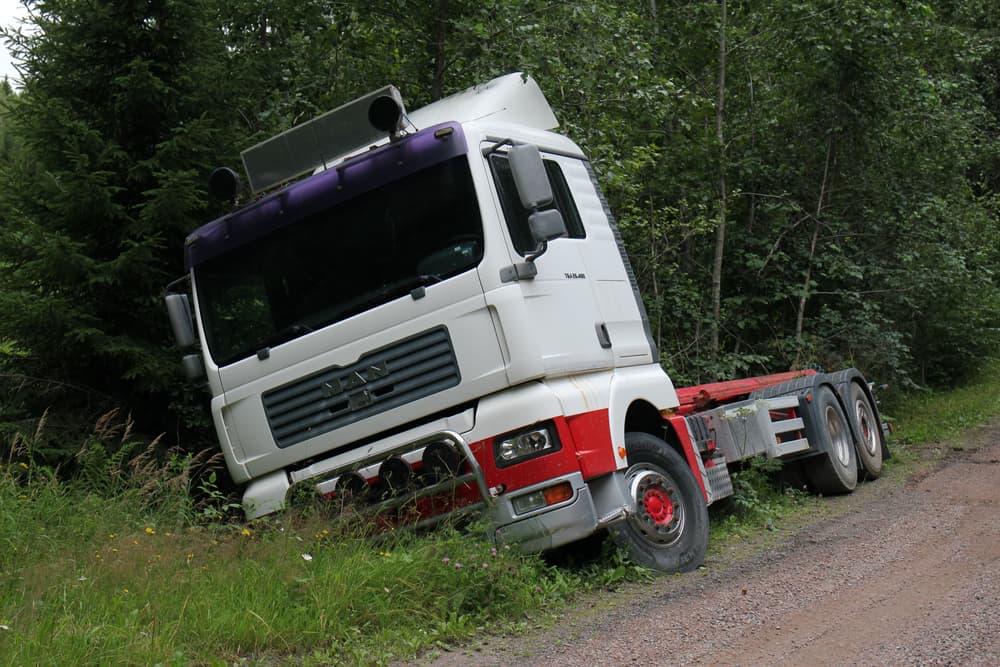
[[608, 432, 709, 573]]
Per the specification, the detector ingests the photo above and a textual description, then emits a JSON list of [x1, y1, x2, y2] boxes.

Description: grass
[[0, 469, 604, 665], [3, 364, 1000, 665], [883, 359, 1000, 447], [0, 413, 634, 665]]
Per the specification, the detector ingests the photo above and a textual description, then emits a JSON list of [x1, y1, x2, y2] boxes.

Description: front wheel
[[608, 432, 709, 573]]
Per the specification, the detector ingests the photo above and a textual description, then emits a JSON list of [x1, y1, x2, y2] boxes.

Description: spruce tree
[[0, 0, 229, 446]]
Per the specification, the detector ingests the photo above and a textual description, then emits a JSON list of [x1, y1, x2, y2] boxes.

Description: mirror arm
[[164, 274, 191, 297], [481, 137, 517, 157], [525, 238, 548, 263]]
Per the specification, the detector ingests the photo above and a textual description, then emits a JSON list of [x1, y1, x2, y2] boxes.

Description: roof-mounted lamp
[[368, 94, 406, 139]]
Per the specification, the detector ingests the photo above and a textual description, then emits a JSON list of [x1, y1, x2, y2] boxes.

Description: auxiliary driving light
[[368, 95, 405, 135], [336, 472, 369, 500], [376, 457, 412, 497], [421, 442, 462, 484]]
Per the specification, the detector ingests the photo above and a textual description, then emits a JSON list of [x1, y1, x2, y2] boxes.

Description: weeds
[[0, 411, 639, 666], [885, 359, 1000, 449]]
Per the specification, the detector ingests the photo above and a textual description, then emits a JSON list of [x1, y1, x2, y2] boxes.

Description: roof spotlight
[[208, 166, 242, 204], [368, 94, 405, 137]]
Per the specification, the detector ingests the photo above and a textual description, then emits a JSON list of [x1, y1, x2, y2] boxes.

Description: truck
[[165, 73, 888, 573]]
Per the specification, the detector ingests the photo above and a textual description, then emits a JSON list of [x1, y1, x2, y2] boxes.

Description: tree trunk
[[431, 0, 449, 101], [710, 0, 728, 363], [795, 138, 835, 341]]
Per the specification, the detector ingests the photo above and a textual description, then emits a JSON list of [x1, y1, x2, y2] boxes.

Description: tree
[[0, 0, 230, 447]]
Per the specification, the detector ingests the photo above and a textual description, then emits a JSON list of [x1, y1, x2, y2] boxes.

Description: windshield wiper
[[379, 274, 442, 300], [327, 275, 443, 322], [255, 276, 444, 360], [261, 323, 313, 350]]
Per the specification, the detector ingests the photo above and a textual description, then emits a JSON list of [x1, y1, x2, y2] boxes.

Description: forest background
[[0, 0, 997, 468]]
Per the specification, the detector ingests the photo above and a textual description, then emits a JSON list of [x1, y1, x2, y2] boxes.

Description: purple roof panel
[[185, 122, 468, 270]]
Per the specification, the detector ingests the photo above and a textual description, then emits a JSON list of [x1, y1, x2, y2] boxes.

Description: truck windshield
[[195, 155, 483, 366]]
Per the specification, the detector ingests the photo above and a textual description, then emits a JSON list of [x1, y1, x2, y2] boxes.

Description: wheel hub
[[643, 486, 674, 525], [825, 404, 851, 466], [855, 399, 879, 456], [629, 469, 685, 545]]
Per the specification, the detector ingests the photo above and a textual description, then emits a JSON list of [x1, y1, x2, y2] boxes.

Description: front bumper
[[492, 471, 630, 552]]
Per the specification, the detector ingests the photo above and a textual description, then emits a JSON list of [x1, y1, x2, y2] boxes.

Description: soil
[[418, 423, 1000, 667]]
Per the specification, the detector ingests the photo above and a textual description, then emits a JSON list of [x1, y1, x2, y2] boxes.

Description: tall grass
[[0, 412, 623, 665], [884, 359, 1000, 447]]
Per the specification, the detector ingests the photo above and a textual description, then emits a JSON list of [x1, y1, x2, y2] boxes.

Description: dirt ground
[[420, 425, 1000, 666]]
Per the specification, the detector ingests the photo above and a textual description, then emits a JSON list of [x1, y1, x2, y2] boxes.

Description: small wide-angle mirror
[[528, 209, 566, 244], [181, 353, 206, 381]]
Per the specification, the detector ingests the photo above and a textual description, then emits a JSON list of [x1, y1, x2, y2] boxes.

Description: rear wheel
[[848, 382, 883, 480], [608, 432, 709, 573], [803, 385, 858, 494]]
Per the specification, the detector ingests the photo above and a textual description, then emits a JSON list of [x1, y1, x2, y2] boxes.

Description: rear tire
[[608, 432, 709, 573], [848, 381, 883, 480], [803, 385, 858, 494]]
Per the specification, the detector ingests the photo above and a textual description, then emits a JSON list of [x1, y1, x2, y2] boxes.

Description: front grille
[[263, 327, 460, 448]]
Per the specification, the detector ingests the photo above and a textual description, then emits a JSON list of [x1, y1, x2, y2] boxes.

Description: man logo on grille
[[322, 362, 389, 399]]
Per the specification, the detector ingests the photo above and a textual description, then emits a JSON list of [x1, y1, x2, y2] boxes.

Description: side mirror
[[496, 143, 566, 283], [528, 209, 566, 244], [165, 293, 197, 350], [181, 353, 206, 380], [508, 144, 553, 210]]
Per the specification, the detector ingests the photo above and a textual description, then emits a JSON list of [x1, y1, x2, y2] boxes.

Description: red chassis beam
[[672, 369, 818, 416]]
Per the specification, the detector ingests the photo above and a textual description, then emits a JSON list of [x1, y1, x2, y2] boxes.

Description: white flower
[[301, 553, 313, 562]]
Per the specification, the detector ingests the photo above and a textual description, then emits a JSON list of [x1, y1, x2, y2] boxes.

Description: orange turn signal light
[[543, 482, 573, 506]]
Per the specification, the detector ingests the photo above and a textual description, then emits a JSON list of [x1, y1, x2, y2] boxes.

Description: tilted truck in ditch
[[165, 73, 888, 572]]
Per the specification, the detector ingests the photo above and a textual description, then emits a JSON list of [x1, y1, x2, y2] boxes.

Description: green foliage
[[885, 359, 1000, 446], [716, 456, 808, 533], [0, 0, 227, 453]]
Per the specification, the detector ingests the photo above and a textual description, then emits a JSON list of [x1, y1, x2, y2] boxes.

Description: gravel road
[[421, 427, 1000, 667]]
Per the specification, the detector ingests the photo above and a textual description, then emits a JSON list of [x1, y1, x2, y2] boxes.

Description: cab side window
[[489, 154, 585, 255]]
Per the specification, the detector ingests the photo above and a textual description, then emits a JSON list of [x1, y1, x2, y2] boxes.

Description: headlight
[[493, 422, 560, 468]]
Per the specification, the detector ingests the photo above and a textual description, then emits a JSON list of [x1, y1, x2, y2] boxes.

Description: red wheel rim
[[643, 486, 674, 525]]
